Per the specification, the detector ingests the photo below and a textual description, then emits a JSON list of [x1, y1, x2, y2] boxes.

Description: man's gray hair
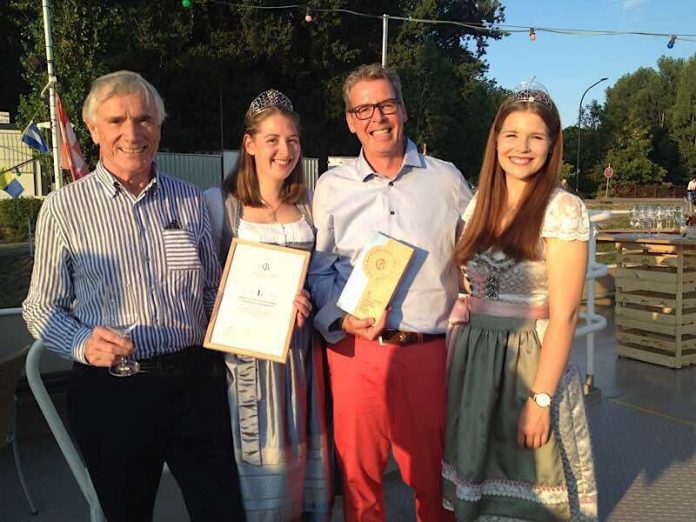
[[342, 63, 403, 112], [82, 70, 166, 125]]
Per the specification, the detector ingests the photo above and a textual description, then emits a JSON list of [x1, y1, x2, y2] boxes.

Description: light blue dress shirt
[[309, 139, 473, 343]]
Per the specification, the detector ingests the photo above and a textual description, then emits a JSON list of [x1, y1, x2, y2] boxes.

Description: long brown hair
[[454, 95, 563, 265], [222, 106, 306, 206]]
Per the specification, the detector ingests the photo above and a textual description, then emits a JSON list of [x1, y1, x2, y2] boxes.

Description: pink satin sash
[[445, 296, 549, 369]]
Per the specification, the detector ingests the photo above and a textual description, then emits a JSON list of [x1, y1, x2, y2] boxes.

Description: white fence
[[155, 152, 222, 192], [156, 151, 320, 192]]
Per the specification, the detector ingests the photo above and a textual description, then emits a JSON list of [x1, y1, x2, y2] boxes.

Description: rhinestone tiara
[[247, 89, 294, 117], [508, 79, 554, 110]]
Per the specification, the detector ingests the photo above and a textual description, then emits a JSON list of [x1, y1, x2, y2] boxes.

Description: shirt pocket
[[163, 229, 202, 271]]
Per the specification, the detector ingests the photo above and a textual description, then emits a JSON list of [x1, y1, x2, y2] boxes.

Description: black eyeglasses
[[348, 99, 401, 120]]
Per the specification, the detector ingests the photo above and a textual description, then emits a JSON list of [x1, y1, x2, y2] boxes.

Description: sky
[[481, 0, 696, 127]]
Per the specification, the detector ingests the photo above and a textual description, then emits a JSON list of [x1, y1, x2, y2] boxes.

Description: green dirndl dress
[[443, 191, 598, 521]]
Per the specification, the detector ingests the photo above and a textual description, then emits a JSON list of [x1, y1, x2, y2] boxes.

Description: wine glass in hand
[[104, 287, 140, 377]]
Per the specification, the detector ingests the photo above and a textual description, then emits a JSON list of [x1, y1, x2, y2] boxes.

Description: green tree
[[604, 124, 666, 184], [671, 55, 696, 177], [602, 57, 687, 184], [0, 2, 26, 120], [563, 100, 611, 195], [388, 0, 505, 181], [9, 0, 506, 181]]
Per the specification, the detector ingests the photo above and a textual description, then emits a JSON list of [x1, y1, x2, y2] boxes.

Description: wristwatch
[[529, 390, 552, 408]]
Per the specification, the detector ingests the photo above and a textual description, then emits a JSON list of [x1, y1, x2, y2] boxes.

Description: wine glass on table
[[655, 207, 664, 231], [103, 286, 140, 377], [629, 206, 640, 230], [675, 206, 686, 229]]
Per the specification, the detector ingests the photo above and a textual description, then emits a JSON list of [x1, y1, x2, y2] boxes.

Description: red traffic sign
[[604, 166, 614, 179]]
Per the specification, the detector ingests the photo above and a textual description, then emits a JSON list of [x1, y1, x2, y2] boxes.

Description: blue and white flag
[[21, 121, 49, 154], [0, 169, 24, 198]]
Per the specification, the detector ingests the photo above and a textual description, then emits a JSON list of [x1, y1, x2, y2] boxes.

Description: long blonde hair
[[454, 95, 562, 264]]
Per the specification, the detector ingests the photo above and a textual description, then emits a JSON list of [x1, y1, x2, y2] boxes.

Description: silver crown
[[247, 89, 294, 117], [509, 79, 554, 110]]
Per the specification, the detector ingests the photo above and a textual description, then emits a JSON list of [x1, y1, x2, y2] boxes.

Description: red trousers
[[327, 335, 453, 522]]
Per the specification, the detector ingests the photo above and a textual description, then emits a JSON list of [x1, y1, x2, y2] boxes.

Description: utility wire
[[203, 1, 696, 43]]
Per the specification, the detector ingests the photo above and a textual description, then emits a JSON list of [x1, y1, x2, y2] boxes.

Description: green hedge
[[0, 198, 44, 242]]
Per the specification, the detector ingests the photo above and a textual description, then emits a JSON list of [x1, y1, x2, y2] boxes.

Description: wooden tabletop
[[597, 232, 696, 245]]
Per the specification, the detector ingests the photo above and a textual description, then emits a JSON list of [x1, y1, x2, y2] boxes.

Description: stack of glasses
[[629, 205, 687, 233]]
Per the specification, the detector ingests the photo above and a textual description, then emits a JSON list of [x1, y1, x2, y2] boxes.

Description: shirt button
[[390, 210, 395, 215], [388, 181, 394, 187]]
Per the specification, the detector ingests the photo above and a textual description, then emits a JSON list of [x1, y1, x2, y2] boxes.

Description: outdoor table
[[599, 232, 696, 368]]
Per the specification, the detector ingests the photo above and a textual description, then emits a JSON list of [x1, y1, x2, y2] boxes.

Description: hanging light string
[[200, 1, 696, 44]]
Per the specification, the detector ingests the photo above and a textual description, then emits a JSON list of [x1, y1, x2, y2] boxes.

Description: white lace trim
[[238, 217, 313, 245], [541, 190, 589, 241], [442, 462, 569, 506]]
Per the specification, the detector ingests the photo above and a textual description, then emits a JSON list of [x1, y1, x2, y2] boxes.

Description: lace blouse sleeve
[[541, 190, 590, 241]]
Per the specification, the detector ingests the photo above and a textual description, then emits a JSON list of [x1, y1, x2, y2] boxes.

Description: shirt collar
[[94, 161, 160, 198], [356, 138, 425, 181]]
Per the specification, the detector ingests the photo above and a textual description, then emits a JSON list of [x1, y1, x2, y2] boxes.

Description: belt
[[377, 329, 444, 346], [137, 346, 195, 373]]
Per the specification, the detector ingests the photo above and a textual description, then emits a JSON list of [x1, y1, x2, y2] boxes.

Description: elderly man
[[23, 71, 244, 522], [309, 64, 472, 521]]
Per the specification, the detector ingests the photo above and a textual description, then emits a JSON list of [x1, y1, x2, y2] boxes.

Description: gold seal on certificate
[[204, 239, 310, 363], [363, 246, 397, 281], [337, 232, 414, 320]]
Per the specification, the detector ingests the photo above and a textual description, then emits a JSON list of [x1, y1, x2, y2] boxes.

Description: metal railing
[[575, 211, 612, 396], [25, 340, 106, 521], [576, 209, 633, 396]]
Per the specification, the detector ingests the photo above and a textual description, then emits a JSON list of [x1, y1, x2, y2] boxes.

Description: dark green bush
[[0, 198, 44, 242]]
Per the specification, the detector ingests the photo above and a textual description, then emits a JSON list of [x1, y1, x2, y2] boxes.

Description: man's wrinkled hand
[[342, 308, 390, 341], [84, 326, 134, 367]]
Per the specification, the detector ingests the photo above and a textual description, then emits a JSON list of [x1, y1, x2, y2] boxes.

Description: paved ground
[[0, 241, 32, 256], [2, 303, 695, 521]]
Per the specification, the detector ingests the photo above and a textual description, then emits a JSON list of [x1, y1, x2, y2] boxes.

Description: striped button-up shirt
[[23, 162, 221, 362]]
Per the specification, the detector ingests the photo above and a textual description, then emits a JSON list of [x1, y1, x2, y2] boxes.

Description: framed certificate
[[204, 238, 310, 363]]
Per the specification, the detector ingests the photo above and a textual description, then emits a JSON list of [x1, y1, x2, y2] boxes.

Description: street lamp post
[[575, 77, 608, 192], [381, 14, 389, 66]]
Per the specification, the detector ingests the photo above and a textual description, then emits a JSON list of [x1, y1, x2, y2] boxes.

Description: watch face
[[534, 393, 552, 408]]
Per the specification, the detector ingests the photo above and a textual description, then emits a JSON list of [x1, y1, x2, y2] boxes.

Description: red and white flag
[[56, 93, 90, 181]]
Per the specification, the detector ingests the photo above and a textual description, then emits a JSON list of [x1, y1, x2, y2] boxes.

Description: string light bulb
[[181, 0, 191, 7], [304, 7, 313, 23], [667, 34, 676, 49], [529, 28, 536, 41]]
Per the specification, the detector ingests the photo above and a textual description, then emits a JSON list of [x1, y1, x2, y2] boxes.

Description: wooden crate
[[611, 235, 696, 368]]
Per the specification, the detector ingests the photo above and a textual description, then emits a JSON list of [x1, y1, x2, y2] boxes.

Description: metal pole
[[575, 77, 608, 193], [41, 0, 62, 191], [27, 217, 34, 257], [219, 83, 225, 183], [381, 14, 388, 67], [582, 223, 602, 400]]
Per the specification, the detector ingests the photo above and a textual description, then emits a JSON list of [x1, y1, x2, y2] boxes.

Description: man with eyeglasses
[[309, 63, 472, 521]]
